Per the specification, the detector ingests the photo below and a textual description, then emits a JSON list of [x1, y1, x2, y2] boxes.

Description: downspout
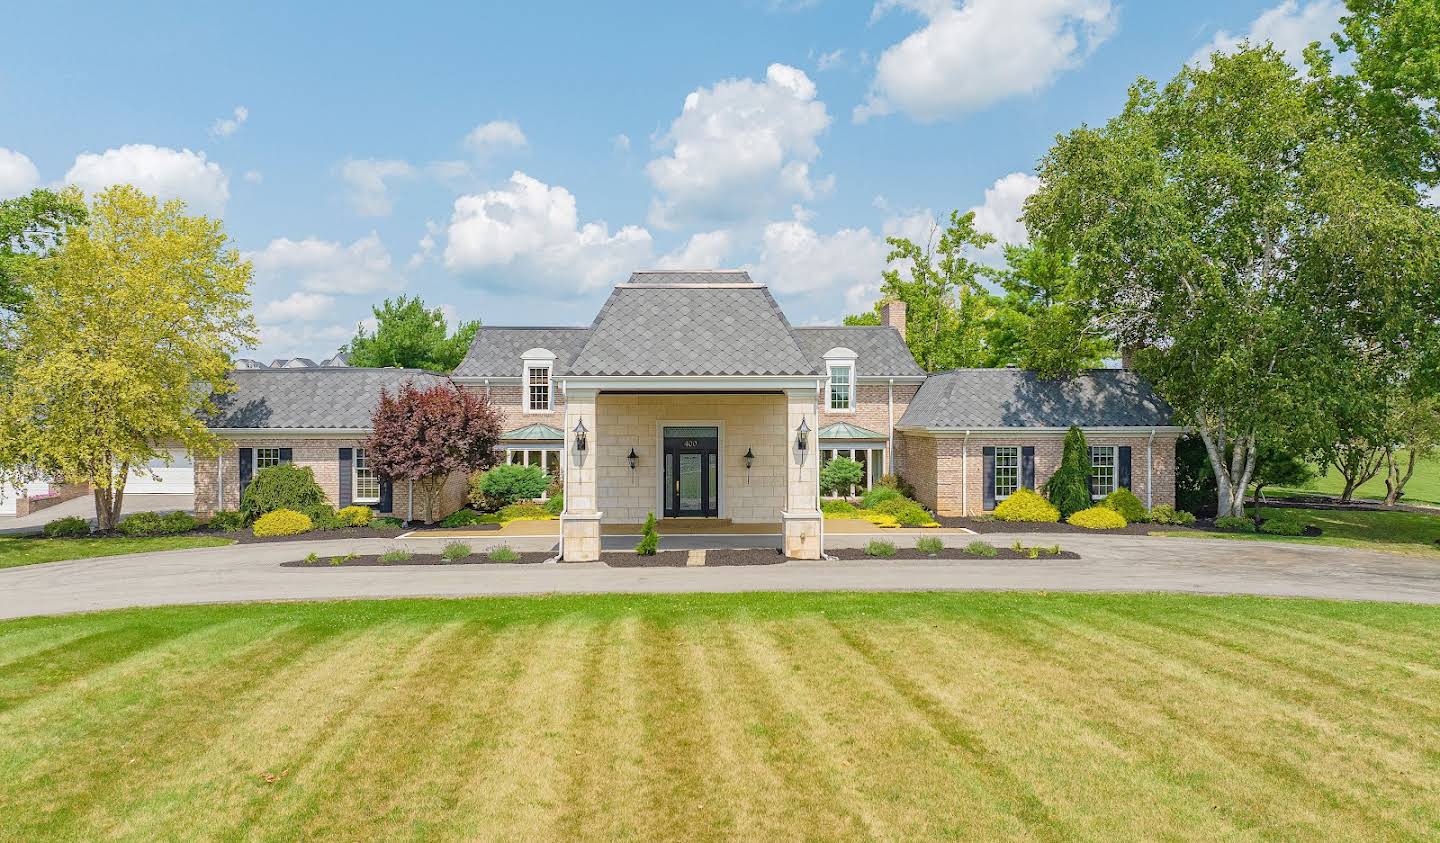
[[1146, 427, 1156, 509], [217, 453, 224, 513], [553, 378, 569, 564], [815, 382, 831, 560], [962, 430, 971, 516], [887, 378, 894, 476], [407, 480, 414, 523]]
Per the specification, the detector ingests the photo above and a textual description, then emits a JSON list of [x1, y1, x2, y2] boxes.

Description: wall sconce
[[795, 418, 810, 453], [573, 418, 587, 452], [627, 447, 638, 470], [744, 447, 755, 470]]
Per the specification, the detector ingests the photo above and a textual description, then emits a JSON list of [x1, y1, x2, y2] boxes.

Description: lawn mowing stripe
[[1244, 604, 1440, 661], [0, 623, 208, 714], [108, 621, 438, 840], [0, 621, 114, 674]]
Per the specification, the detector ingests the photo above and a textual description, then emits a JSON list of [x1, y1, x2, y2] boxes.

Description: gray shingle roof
[[898, 368, 1175, 429], [451, 327, 591, 378], [625, 270, 753, 285], [207, 368, 447, 429], [791, 327, 924, 377], [568, 285, 816, 376]]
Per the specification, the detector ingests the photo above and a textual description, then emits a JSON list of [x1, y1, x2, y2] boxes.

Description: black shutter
[[278, 447, 293, 464], [982, 446, 996, 511], [338, 448, 352, 507], [1021, 446, 1036, 491], [1118, 446, 1133, 491], [378, 478, 393, 514], [238, 448, 253, 503]]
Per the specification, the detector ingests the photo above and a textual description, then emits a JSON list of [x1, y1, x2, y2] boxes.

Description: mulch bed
[[937, 517, 1161, 536], [283, 551, 551, 567], [704, 548, 789, 566], [225, 526, 412, 544], [602, 551, 693, 568], [827, 547, 1081, 561]]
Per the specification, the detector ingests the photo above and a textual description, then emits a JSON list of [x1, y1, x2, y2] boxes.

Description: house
[[196, 270, 1182, 559]]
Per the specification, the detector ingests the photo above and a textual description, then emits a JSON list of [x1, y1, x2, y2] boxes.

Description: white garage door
[[127, 448, 195, 494]]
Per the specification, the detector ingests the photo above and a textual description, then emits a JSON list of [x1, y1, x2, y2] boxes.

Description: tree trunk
[[1384, 449, 1417, 506], [1332, 445, 1384, 503], [1197, 416, 1256, 518]]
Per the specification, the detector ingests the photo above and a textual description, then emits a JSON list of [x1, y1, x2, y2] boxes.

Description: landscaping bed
[[600, 551, 693, 568], [283, 550, 550, 567], [936, 516, 1160, 535], [704, 548, 789, 566], [827, 546, 1080, 561], [224, 525, 412, 544]]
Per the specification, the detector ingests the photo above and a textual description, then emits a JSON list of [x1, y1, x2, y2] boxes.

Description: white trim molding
[[895, 425, 1188, 437]]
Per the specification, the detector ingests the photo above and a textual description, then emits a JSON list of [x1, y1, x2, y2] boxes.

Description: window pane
[[527, 367, 550, 410], [353, 447, 380, 503], [994, 446, 1020, 499], [255, 448, 281, 469], [545, 450, 560, 480], [829, 366, 851, 410], [1089, 446, 1116, 498]]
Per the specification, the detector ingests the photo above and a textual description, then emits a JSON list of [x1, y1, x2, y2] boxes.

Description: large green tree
[[345, 295, 479, 372], [981, 242, 1112, 378], [0, 188, 87, 328], [1025, 46, 1440, 517]]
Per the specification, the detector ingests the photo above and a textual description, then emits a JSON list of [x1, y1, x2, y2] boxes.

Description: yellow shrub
[[252, 509, 314, 537], [335, 505, 373, 527], [992, 488, 1060, 523], [1067, 506, 1127, 530]]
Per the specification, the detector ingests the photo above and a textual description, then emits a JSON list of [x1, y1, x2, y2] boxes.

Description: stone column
[[781, 387, 823, 559], [560, 388, 602, 562]]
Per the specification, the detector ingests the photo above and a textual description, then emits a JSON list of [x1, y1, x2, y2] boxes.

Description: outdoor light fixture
[[627, 448, 638, 470], [795, 418, 810, 452], [744, 447, 755, 470], [573, 418, 588, 452]]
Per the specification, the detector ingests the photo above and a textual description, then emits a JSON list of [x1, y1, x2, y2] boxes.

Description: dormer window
[[527, 366, 551, 411], [829, 365, 851, 410], [823, 347, 858, 413]]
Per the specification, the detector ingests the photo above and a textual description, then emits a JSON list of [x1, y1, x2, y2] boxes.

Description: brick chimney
[[880, 299, 907, 340]]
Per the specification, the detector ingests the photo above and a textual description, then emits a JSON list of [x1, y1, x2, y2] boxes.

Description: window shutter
[[982, 446, 996, 511], [238, 448, 253, 502], [338, 448, 352, 508], [1118, 446, 1133, 491], [378, 478, 393, 514], [1021, 446, 1036, 491], [278, 448, 293, 464]]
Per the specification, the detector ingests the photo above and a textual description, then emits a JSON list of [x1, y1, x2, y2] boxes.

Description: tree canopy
[[345, 295, 479, 372]]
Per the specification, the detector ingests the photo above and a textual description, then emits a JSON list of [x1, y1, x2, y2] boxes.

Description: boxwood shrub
[[117, 510, 197, 537], [1067, 506, 1128, 530], [992, 489, 1060, 523], [1100, 488, 1148, 523], [252, 509, 313, 537], [1213, 514, 1257, 533], [859, 486, 902, 509], [470, 464, 548, 509], [207, 510, 246, 531], [1147, 504, 1196, 526], [1259, 514, 1307, 536], [43, 516, 90, 538]]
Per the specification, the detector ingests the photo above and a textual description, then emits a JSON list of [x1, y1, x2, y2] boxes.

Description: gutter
[[887, 378, 894, 476], [962, 430, 971, 516], [1146, 428, 1156, 509]]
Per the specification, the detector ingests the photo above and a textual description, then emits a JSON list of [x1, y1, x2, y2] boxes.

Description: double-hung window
[[1089, 446, 1117, 499], [254, 448, 282, 470], [828, 365, 852, 411], [527, 366, 551, 412], [993, 446, 1020, 500], [353, 448, 381, 503]]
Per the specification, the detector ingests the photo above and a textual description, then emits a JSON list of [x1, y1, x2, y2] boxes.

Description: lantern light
[[573, 418, 588, 452], [627, 447, 638, 470], [795, 418, 810, 452], [744, 447, 755, 470]]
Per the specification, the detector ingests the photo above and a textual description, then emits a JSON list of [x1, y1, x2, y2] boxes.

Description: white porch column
[[560, 388, 602, 562], [781, 387, 823, 560]]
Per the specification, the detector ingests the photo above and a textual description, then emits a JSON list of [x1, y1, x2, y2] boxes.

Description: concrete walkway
[[2, 532, 1438, 619]]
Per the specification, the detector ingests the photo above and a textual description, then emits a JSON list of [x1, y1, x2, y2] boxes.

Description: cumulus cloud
[[816, 48, 846, 71], [1191, 1, 1345, 68], [0, 148, 41, 199], [255, 321, 355, 361], [443, 170, 654, 290], [64, 144, 230, 214], [743, 212, 891, 295], [338, 158, 414, 216], [210, 105, 249, 138], [612, 133, 631, 153], [464, 120, 528, 155], [646, 63, 832, 228], [856, 0, 1116, 122], [247, 232, 403, 295], [656, 230, 734, 269], [243, 169, 263, 184], [969, 171, 1039, 255], [259, 291, 336, 322]]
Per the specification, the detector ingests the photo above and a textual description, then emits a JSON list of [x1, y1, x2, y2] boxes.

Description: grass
[[1153, 506, 1440, 559], [0, 535, 233, 570], [1, 592, 1437, 840], [1268, 449, 1440, 507]]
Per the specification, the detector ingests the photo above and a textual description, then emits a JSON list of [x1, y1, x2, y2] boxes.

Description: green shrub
[[860, 485, 902, 509], [304, 506, 343, 530], [635, 512, 660, 556], [252, 509, 313, 537], [821, 498, 858, 515], [487, 544, 520, 562], [329, 552, 358, 565], [497, 502, 552, 522], [304, 551, 320, 564], [371, 516, 404, 529], [1214, 514, 1257, 533], [1259, 514, 1307, 536], [335, 505, 373, 527], [1148, 504, 1196, 526], [43, 516, 90, 538], [439, 509, 501, 527], [379, 548, 412, 564], [470, 464, 548, 509], [871, 497, 934, 526], [1100, 488, 1147, 523], [240, 464, 328, 523], [963, 540, 999, 557], [864, 540, 897, 558], [441, 541, 472, 561], [915, 536, 944, 555], [117, 510, 197, 537], [544, 492, 564, 516], [1067, 506, 1128, 530], [820, 456, 864, 497], [877, 473, 916, 499], [1043, 427, 1094, 518], [992, 488, 1060, 523], [207, 510, 245, 531]]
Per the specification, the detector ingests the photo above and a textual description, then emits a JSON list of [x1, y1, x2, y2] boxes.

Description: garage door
[[127, 448, 195, 494]]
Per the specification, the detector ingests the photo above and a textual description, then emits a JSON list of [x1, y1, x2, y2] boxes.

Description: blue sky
[[0, 0, 1348, 361]]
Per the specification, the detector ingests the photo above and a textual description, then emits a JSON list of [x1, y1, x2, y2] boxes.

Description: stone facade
[[897, 430, 1180, 517]]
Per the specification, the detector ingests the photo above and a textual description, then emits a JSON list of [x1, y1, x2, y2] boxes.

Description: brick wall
[[817, 382, 917, 437], [462, 382, 568, 434]]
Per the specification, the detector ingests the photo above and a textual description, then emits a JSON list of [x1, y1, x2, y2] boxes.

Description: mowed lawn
[[0, 535, 233, 570], [1156, 506, 1440, 559], [1270, 449, 1440, 507], [2, 594, 1438, 841]]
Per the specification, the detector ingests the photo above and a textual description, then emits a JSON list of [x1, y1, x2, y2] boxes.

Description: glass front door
[[663, 427, 719, 517]]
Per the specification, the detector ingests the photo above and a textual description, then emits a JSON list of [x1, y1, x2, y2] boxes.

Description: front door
[[663, 427, 718, 517]]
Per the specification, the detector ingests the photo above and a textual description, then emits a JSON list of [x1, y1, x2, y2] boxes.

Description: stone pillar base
[[781, 510, 823, 560], [560, 511, 603, 562]]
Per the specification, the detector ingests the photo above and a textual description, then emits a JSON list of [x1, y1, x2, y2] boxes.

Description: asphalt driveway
[[2, 532, 1438, 619]]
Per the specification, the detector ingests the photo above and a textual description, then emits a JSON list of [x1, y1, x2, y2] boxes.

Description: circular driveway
[[2, 532, 1438, 619]]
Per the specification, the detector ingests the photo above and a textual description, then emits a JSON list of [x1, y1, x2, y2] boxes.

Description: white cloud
[[243, 169, 263, 184], [246, 232, 403, 295], [444, 170, 654, 291], [970, 171, 1039, 247], [0, 148, 40, 199], [744, 212, 891, 296], [64, 144, 230, 214], [338, 158, 413, 216], [646, 63, 832, 228], [613, 133, 631, 153], [464, 120, 528, 155], [856, 0, 1116, 122], [816, 48, 846, 71], [656, 230, 734, 269], [259, 291, 336, 322], [255, 321, 355, 361], [210, 105, 249, 138], [1191, 1, 1344, 68]]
